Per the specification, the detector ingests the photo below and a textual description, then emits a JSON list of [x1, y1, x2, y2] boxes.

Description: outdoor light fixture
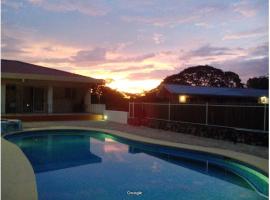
[[179, 95, 187, 103], [103, 115, 108, 120], [105, 138, 115, 142], [259, 96, 269, 104]]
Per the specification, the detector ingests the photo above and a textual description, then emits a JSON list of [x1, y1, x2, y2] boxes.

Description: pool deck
[[22, 120, 268, 174], [2, 138, 38, 200]]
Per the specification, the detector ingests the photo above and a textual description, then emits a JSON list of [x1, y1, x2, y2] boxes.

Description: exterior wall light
[[103, 115, 108, 120], [179, 95, 187, 103], [259, 96, 269, 104]]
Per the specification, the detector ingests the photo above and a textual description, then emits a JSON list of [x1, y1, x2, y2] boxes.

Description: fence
[[129, 102, 269, 132]]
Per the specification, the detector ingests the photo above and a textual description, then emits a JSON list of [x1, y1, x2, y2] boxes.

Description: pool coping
[[2, 138, 38, 200], [10, 126, 269, 175]]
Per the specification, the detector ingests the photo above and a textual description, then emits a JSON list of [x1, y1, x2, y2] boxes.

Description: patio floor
[[23, 120, 268, 159]]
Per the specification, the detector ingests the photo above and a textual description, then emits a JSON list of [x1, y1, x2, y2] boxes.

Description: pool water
[[5, 130, 268, 200]]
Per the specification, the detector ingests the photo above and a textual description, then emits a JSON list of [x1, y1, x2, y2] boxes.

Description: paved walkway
[[23, 120, 268, 159]]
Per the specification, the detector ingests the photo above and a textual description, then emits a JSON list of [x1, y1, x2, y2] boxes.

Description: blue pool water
[[5, 130, 268, 200]]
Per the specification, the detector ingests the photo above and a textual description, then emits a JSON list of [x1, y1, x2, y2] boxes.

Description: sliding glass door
[[33, 87, 45, 112], [22, 86, 46, 113]]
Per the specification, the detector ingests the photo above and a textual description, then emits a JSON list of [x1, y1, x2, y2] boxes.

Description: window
[[65, 88, 76, 99], [179, 95, 188, 103], [65, 88, 72, 99]]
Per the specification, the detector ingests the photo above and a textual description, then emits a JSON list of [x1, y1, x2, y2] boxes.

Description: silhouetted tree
[[224, 71, 243, 88], [91, 85, 129, 111], [247, 76, 269, 89], [163, 65, 243, 88]]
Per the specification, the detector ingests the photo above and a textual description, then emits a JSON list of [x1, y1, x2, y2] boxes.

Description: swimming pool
[[5, 129, 268, 200]]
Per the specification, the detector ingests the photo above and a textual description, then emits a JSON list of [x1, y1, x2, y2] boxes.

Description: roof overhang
[[2, 72, 104, 85], [162, 84, 269, 98]]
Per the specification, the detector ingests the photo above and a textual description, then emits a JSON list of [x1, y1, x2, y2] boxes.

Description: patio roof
[[1, 59, 104, 84], [163, 84, 268, 98]]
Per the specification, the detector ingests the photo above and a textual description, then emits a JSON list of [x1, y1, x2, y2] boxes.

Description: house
[[157, 84, 269, 104], [1, 59, 104, 117]]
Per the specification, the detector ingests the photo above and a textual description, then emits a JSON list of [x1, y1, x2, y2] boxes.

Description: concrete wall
[[87, 104, 106, 114], [104, 110, 128, 124]]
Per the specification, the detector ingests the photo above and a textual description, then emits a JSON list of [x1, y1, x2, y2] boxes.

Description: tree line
[[92, 65, 268, 110]]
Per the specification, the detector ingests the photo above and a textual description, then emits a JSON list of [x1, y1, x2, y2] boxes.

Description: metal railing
[[129, 102, 269, 132]]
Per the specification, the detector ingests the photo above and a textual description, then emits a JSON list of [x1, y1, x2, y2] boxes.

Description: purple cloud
[[111, 64, 155, 73], [223, 27, 268, 40], [180, 44, 234, 61], [127, 68, 178, 80], [213, 56, 268, 82], [27, 0, 110, 16], [232, 0, 258, 17], [71, 47, 107, 63]]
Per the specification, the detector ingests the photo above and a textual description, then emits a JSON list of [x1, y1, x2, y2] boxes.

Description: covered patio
[[1, 60, 105, 120]]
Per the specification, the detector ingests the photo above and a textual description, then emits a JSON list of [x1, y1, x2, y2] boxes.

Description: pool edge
[[2, 138, 38, 200], [8, 126, 269, 175]]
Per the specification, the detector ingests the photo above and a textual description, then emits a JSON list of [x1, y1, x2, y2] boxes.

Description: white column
[[1, 84, 6, 114], [48, 86, 53, 113]]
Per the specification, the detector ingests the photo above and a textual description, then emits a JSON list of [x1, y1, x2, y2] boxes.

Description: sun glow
[[106, 79, 161, 94]]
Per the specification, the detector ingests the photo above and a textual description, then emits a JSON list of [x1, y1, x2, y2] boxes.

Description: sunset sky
[[2, 0, 269, 93]]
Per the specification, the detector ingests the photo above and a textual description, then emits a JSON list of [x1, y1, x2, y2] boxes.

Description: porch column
[[1, 84, 6, 114], [48, 86, 53, 113], [84, 90, 92, 112]]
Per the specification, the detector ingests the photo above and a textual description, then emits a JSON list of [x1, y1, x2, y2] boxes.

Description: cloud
[[69, 48, 157, 66], [127, 69, 178, 80], [29, 57, 72, 64], [1, 35, 28, 54], [120, 2, 231, 28], [119, 53, 155, 62], [223, 27, 268, 40], [181, 44, 234, 60], [152, 33, 165, 44], [207, 43, 269, 81], [71, 47, 107, 63], [213, 57, 268, 82], [194, 22, 212, 28], [178, 43, 268, 82], [1, 25, 157, 67], [248, 43, 268, 57], [232, 0, 258, 17], [122, 15, 198, 27], [27, 0, 110, 16], [1, 25, 79, 66], [110, 64, 155, 73], [1, 0, 24, 9]]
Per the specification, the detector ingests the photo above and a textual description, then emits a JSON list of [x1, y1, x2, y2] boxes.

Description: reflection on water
[[14, 134, 102, 173], [5, 131, 267, 200], [128, 146, 252, 190], [103, 139, 128, 153]]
